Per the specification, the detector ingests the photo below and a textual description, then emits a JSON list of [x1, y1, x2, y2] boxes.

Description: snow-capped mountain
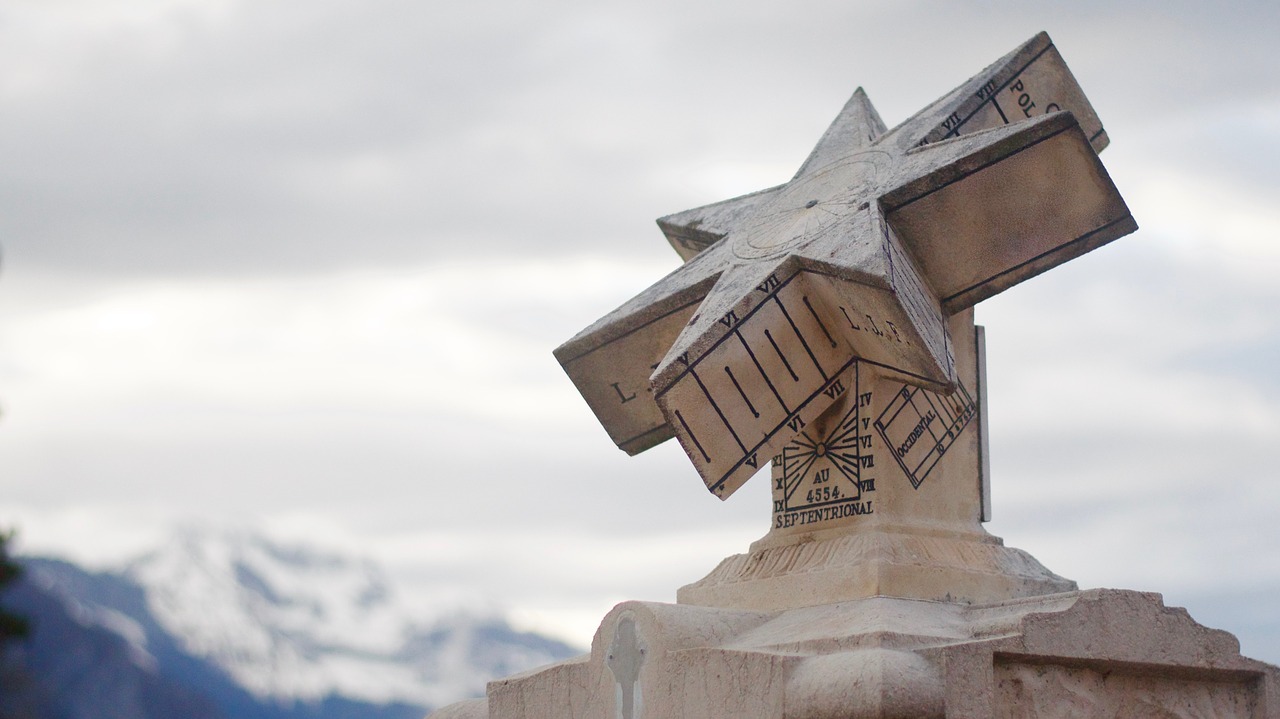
[[1, 529, 580, 718]]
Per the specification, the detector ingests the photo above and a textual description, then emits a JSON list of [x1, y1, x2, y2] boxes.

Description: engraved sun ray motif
[[555, 31, 1136, 500]]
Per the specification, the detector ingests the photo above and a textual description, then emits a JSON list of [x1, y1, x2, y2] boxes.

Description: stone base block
[[429, 589, 1279, 718], [677, 528, 1077, 610]]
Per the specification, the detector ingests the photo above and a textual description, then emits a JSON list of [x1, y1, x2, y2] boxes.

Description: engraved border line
[[939, 214, 1135, 307], [615, 425, 672, 451], [885, 121, 1075, 213], [943, 41, 1054, 139], [559, 296, 706, 364]]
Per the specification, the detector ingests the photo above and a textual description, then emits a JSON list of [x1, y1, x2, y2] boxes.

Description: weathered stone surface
[[787, 649, 945, 719], [994, 662, 1256, 718], [677, 528, 1074, 611], [428, 590, 1279, 719]]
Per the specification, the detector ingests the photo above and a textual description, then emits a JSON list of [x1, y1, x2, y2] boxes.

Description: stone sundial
[[555, 33, 1137, 605], [432, 34, 1280, 719]]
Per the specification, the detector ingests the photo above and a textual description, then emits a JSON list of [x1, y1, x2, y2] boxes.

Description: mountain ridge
[[0, 529, 581, 718]]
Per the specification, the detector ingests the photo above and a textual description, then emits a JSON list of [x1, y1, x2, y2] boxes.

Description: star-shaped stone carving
[[555, 32, 1136, 499]]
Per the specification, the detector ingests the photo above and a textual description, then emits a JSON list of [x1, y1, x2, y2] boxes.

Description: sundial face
[[555, 32, 1136, 506], [775, 374, 873, 516], [767, 347, 982, 535], [731, 150, 887, 261]]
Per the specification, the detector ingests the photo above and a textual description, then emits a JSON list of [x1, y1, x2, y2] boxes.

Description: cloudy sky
[[1, 0, 1278, 657]]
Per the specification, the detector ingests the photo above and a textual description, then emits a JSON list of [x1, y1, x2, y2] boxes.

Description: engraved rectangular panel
[[888, 124, 1135, 313], [874, 381, 976, 489]]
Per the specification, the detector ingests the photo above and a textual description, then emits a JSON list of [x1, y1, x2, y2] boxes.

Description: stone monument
[[430, 33, 1279, 718]]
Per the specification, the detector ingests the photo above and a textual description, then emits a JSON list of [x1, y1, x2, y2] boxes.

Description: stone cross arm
[[554, 32, 1136, 499]]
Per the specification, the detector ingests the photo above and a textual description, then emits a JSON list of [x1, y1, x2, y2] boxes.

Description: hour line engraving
[[775, 294, 827, 380], [674, 410, 709, 464], [736, 330, 788, 414], [764, 329, 799, 382], [803, 295, 838, 349], [725, 366, 759, 418], [689, 367, 746, 455]]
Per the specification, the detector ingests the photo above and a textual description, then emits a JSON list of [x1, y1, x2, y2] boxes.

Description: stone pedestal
[[430, 32, 1276, 719], [430, 588, 1278, 718], [429, 307, 1279, 717], [425, 307, 1280, 717]]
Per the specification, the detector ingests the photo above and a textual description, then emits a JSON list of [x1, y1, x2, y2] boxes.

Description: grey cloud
[[3, 0, 1280, 660], [0, 397, 764, 537], [2, 0, 1277, 278]]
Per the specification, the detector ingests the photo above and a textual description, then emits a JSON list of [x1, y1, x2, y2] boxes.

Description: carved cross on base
[[555, 33, 1135, 520]]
